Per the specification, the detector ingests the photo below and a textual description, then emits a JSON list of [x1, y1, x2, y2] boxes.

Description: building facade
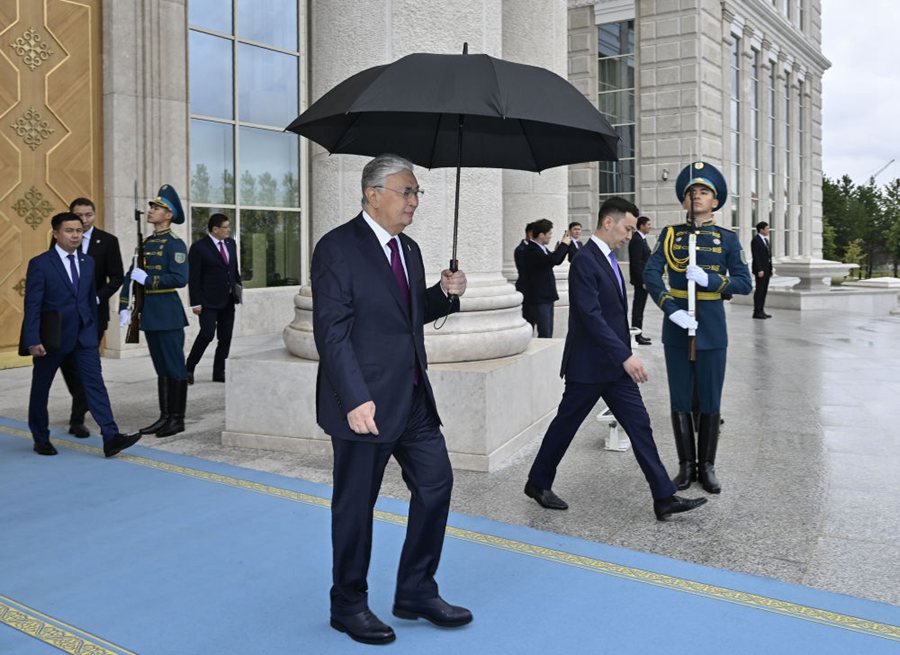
[[1, 0, 828, 372]]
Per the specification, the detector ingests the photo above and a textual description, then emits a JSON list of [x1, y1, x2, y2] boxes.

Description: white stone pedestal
[[222, 339, 564, 472]]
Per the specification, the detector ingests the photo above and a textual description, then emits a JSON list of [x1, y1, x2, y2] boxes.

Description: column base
[[223, 339, 565, 472]]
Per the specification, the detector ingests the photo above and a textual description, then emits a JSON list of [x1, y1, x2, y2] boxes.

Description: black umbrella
[[286, 45, 619, 270]]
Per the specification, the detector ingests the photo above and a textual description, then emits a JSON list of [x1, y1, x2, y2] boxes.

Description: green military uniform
[[120, 228, 189, 376], [120, 184, 190, 438], [643, 162, 751, 494]]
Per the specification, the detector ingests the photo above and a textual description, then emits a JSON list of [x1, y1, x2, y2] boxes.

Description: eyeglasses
[[372, 185, 424, 200]]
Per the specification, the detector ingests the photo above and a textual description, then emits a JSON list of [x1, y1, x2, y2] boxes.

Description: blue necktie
[[67, 254, 80, 292], [608, 250, 624, 298]]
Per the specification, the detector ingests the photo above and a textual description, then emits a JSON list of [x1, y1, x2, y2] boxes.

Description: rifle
[[687, 173, 698, 363], [125, 181, 144, 344]]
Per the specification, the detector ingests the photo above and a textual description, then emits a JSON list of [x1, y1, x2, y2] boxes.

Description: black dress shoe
[[212, 372, 225, 383], [330, 609, 395, 645], [103, 433, 142, 458], [653, 495, 707, 521], [752, 313, 767, 319], [635, 335, 652, 345], [393, 596, 473, 628], [524, 481, 568, 510], [33, 441, 58, 456], [68, 424, 90, 438], [186, 370, 194, 385], [764, 312, 772, 318]]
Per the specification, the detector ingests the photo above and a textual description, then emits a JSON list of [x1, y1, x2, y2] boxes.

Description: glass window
[[597, 21, 635, 204], [188, 1, 302, 290], [188, 0, 232, 34], [190, 119, 235, 205], [240, 210, 301, 288], [237, 0, 298, 51], [238, 44, 299, 127], [190, 32, 234, 119], [239, 127, 300, 208]]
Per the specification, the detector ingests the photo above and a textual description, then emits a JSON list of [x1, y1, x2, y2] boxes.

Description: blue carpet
[[1, 417, 898, 654]]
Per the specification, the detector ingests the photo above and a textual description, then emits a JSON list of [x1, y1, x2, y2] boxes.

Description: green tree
[[882, 178, 900, 276], [257, 172, 278, 207], [240, 171, 257, 206], [191, 163, 211, 203], [843, 238, 865, 280]]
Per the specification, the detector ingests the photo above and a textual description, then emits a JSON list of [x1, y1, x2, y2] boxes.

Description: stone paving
[[1, 303, 898, 606]]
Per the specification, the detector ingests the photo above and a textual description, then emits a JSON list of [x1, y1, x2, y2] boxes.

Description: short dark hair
[[531, 219, 553, 238], [51, 212, 83, 231], [568, 221, 582, 231], [598, 197, 640, 227], [637, 216, 651, 229], [756, 221, 768, 232], [69, 197, 95, 212], [524, 221, 534, 237], [208, 212, 230, 232]]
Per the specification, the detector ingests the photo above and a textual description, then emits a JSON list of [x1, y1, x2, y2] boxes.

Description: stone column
[[232, 0, 568, 471], [102, 0, 189, 358], [284, 0, 532, 364]]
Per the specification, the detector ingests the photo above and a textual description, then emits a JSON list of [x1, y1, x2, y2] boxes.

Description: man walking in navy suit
[[524, 197, 706, 521], [186, 213, 241, 384], [57, 197, 124, 438], [23, 212, 139, 458], [312, 154, 470, 645]]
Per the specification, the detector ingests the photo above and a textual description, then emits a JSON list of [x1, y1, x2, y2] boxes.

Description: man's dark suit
[[527, 238, 676, 500], [628, 232, 651, 331], [312, 213, 459, 616], [186, 235, 241, 380], [56, 227, 123, 428], [518, 240, 568, 337], [751, 234, 773, 316], [24, 248, 121, 445], [567, 239, 583, 262]]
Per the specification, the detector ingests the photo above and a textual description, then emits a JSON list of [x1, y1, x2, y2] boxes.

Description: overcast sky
[[821, 0, 900, 184]]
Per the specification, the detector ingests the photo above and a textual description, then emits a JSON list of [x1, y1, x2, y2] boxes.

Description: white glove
[[685, 265, 708, 287], [669, 309, 698, 331], [119, 309, 131, 327], [131, 267, 148, 285]]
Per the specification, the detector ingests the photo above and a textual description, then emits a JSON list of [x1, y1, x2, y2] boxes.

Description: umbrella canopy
[[286, 52, 619, 172]]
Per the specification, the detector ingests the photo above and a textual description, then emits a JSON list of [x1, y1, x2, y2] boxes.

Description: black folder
[[18, 310, 62, 356]]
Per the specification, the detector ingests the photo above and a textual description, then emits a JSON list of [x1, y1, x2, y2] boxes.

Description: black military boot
[[698, 413, 722, 494], [156, 378, 187, 438], [139, 377, 170, 434], [671, 412, 697, 490]]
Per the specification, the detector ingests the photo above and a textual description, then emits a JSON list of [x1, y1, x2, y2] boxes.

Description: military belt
[[145, 289, 178, 295], [669, 288, 721, 301]]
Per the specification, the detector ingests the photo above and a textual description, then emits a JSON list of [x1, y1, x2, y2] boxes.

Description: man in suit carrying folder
[[185, 213, 241, 384], [56, 197, 124, 438], [22, 212, 139, 458]]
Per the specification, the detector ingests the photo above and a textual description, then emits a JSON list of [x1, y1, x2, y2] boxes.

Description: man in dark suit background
[[751, 221, 773, 319], [523, 198, 706, 521], [312, 154, 470, 645], [23, 212, 138, 458], [518, 218, 570, 337], [567, 221, 583, 262], [186, 213, 241, 384], [56, 197, 124, 438], [628, 215, 653, 345]]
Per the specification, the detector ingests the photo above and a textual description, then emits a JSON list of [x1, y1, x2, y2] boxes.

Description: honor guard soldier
[[644, 162, 751, 494], [119, 184, 190, 438]]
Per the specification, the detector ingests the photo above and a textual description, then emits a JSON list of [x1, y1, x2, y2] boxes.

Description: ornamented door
[[0, 0, 102, 368]]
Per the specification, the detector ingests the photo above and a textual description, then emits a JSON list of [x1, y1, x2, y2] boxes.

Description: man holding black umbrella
[[312, 154, 470, 645]]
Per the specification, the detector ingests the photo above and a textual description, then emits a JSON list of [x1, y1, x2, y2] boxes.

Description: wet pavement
[[2, 303, 898, 606]]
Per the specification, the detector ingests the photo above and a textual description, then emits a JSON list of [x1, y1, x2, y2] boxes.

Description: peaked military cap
[[149, 184, 184, 224], [675, 161, 728, 211]]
